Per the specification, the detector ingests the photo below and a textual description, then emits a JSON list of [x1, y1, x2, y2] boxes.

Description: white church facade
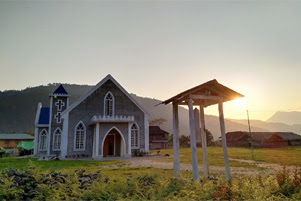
[[34, 75, 149, 159]]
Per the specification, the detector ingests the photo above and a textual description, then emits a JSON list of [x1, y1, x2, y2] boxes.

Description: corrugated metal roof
[[0, 134, 34, 140], [160, 79, 244, 107], [38, 107, 50, 124]]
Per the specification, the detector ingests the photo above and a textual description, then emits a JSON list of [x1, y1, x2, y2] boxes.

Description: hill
[[267, 111, 301, 125], [0, 83, 296, 140]]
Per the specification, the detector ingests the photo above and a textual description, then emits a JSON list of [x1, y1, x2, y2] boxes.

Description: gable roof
[[0, 134, 34, 140], [160, 79, 244, 107], [53, 84, 68, 96], [38, 107, 50, 125], [61, 74, 149, 117], [149, 126, 169, 135]]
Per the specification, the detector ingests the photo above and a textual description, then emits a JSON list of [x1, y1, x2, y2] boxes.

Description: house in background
[[226, 131, 301, 148], [34, 74, 149, 159], [149, 126, 169, 149], [0, 133, 34, 149]]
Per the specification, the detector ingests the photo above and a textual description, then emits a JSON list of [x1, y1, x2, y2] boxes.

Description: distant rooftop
[[149, 126, 169, 135], [0, 134, 34, 140]]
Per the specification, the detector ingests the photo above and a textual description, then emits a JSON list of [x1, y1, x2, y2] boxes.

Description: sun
[[232, 98, 246, 107]]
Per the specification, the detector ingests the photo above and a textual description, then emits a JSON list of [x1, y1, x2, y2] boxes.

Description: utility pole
[[247, 110, 253, 158]]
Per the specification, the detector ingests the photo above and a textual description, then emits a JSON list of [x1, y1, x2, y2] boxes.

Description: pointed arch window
[[104, 92, 114, 116], [74, 121, 86, 151], [53, 128, 61, 150], [39, 129, 47, 151], [131, 123, 139, 148]]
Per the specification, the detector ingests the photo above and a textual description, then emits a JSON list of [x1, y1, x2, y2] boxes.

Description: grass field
[[156, 146, 301, 167], [1, 147, 301, 200]]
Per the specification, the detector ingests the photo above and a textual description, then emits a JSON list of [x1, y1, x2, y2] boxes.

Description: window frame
[[74, 121, 86, 151], [131, 123, 139, 148], [39, 129, 48, 151], [53, 127, 62, 151], [104, 91, 115, 116]]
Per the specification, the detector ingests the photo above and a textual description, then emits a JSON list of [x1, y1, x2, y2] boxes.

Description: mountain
[[267, 111, 301, 125], [0, 83, 296, 140], [229, 119, 301, 135]]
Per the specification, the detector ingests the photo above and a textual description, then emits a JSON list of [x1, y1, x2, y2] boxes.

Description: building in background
[[149, 126, 169, 149], [226, 131, 301, 148]]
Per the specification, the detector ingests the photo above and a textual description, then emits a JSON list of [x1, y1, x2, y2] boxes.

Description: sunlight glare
[[232, 97, 246, 108]]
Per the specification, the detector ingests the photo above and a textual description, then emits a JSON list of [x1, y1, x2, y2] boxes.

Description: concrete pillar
[[188, 99, 199, 181], [218, 101, 231, 182], [200, 106, 209, 178], [172, 102, 180, 177]]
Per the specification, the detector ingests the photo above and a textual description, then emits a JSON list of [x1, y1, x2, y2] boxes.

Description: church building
[[34, 74, 149, 159]]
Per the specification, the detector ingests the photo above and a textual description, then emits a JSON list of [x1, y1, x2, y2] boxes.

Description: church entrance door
[[102, 128, 125, 157], [103, 134, 115, 156]]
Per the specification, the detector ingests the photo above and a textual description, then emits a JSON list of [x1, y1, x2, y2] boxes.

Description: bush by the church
[[1, 162, 301, 200]]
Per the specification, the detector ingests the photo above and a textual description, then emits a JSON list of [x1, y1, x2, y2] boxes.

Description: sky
[[1, 1, 301, 121]]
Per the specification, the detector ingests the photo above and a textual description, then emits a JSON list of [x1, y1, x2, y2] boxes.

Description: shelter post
[[172, 102, 180, 177], [218, 101, 231, 182], [194, 108, 201, 143], [188, 99, 199, 181], [200, 105, 209, 178]]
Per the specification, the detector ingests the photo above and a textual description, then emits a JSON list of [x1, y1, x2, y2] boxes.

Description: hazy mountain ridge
[[0, 84, 299, 139], [229, 119, 301, 135], [267, 111, 301, 126]]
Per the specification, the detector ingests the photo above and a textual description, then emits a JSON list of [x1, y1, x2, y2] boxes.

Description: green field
[[1, 147, 301, 200], [156, 146, 301, 167]]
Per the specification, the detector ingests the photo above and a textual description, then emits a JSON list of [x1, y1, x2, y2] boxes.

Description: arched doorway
[[102, 128, 125, 157]]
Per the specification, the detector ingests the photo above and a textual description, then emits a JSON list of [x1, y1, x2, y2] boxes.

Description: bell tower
[[47, 84, 70, 156]]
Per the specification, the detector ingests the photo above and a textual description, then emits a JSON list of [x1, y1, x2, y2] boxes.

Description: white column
[[200, 106, 209, 178], [172, 102, 180, 177], [128, 122, 132, 155], [47, 97, 53, 156], [144, 114, 149, 153], [188, 99, 199, 181], [34, 127, 39, 155], [218, 101, 231, 182], [61, 113, 69, 158], [95, 123, 100, 157]]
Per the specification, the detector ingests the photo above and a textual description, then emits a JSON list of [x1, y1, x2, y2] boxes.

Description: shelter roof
[[160, 79, 244, 107], [0, 134, 34, 140]]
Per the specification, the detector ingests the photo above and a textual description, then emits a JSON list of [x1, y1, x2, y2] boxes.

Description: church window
[[104, 92, 114, 116], [39, 129, 47, 151], [131, 123, 139, 148], [74, 121, 86, 151], [53, 128, 61, 150]]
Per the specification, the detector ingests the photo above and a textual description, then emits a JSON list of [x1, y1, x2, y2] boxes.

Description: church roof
[[61, 74, 149, 117], [38, 107, 50, 125], [53, 84, 68, 96]]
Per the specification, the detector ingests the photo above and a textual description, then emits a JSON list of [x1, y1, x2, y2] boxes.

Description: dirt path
[[103, 156, 293, 177]]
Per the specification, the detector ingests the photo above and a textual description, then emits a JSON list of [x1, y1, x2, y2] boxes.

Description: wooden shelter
[[160, 79, 244, 182]]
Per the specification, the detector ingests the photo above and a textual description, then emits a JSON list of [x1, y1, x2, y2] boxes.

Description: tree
[[179, 135, 190, 148], [149, 118, 167, 126], [205, 129, 214, 146]]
